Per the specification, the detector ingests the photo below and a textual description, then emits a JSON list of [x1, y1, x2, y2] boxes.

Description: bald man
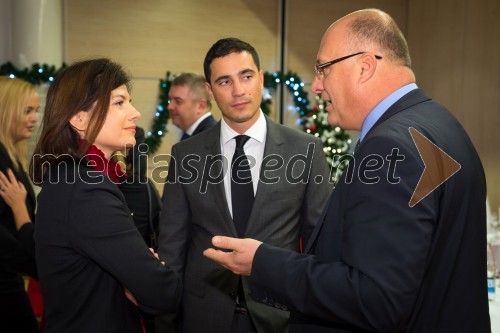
[[204, 9, 489, 332]]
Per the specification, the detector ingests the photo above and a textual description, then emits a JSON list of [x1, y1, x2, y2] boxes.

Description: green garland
[[261, 71, 351, 173], [0, 61, 65, 84], [303, 95, 352, 174], [262, 71, 309, 119], [144, 72, 172, 154], [0, 61, 351, 170]]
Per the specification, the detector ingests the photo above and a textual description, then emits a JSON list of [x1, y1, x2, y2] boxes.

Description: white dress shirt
[[220, 111, 267, 218]]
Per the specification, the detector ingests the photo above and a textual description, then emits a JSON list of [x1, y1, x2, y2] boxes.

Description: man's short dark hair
[[203, 37, 260, 83]]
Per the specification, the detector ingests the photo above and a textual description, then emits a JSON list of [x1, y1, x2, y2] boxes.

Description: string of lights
[[0, 62, 64, 84], [0, 63, 351, 174]]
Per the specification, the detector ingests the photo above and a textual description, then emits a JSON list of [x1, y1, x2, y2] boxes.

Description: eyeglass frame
[[314, 52, 382, 79]]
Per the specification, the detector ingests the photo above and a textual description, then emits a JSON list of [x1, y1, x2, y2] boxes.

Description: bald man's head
[[332, 9, 411, 68]]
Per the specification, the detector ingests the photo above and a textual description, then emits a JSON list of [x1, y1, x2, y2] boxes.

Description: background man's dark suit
[[158, 117, 332, 332], [188, 114, 217, 138], [249, 89, 489, 332]]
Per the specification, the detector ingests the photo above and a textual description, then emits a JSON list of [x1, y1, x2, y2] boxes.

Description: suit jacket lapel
[[202, 123, 237, 235], [255, 118, 284, 197], [244, 118, 284, 230], [304, 191, 334, 253]]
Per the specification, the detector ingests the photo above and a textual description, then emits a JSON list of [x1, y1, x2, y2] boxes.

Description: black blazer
[[0, 143, 37, 267], [35, 161, 182, 333], [0, 143, 38, 332], [250, 89, 490, 332]]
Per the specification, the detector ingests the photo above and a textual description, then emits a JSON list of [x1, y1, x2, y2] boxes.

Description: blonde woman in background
[[0, 76, 40, 332]]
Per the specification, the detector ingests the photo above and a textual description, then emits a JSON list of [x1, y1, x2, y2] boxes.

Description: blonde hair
[[0, 76, 37, 170]]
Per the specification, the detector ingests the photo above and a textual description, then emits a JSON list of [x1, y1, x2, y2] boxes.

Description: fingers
[[17, 181, 26, 191], [6, 169, 17, 184], [149, 248, 165, 266], [211, 236, 240, 251], [124, 288, 138, 306], [149, 247, 160, 260], [0, 169, 19, 193], [0, 170, 26, 198], [0, 170, 7, 191], [203, 248, 230, 269], [205, 237, 262, 276], [0, 169, 14, 186]]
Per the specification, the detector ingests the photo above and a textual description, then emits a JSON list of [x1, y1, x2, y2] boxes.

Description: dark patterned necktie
[[231, 135, 254, 237], [181, 132, 190, 141]]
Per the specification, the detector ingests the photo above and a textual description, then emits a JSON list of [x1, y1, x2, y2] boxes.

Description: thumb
[[212, 236, 239, 251]]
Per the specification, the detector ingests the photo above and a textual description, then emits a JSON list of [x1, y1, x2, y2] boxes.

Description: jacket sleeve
[[0, 145, 37, 278], [299, 137, 333, 247], [157, 145, 191, 276], [154, 145, 189, 331], [0, 223, 37, 278], [250, 135, 435, 332], [68, 179, 182, 315]]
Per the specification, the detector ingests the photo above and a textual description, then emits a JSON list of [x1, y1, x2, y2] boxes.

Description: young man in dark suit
[[157, 38, 332, 332], [205, 9, 490, 333], [167, 73, 216, 141]]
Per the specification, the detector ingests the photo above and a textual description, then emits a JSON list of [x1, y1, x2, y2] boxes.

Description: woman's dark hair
[[30, 58, 131, 184], [203, 37, 260, 83]]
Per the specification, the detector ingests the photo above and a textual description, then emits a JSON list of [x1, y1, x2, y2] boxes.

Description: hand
[[0, 169, 31, 230], [203, 236, 262, 276], [0, 169, 27, 209], [124, 288, 138, 306], [149, 247, 165, 265]]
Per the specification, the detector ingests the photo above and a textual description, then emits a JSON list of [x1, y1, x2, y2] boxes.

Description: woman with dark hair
[[0, 76, 40, 332], [30, 58, 181, 333]]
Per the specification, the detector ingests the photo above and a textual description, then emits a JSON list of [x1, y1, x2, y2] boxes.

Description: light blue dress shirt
[[359, 83, 418, 142]]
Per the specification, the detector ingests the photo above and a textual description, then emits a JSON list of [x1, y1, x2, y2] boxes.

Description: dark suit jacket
[[35, 162, 182, 333], [250, 89, 490, 332], [158, 116, 332, 332], [191, 114, 217, 137], [0, 143, 39, 332]]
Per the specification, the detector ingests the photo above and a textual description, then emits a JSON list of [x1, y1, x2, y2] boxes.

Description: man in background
[[168, 73, 216, 141]]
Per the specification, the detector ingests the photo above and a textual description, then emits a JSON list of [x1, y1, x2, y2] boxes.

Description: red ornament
[[311, 125, 317, 131]]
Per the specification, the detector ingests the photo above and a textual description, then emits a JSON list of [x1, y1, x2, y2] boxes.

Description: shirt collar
[[359, 83, 418, 142], [221, 110, 266, 145]]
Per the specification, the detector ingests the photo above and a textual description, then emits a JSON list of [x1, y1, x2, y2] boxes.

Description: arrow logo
[[408, 127, 461, 207]]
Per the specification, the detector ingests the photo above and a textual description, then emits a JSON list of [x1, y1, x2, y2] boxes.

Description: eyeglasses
[[314, 52, 382, 79]]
